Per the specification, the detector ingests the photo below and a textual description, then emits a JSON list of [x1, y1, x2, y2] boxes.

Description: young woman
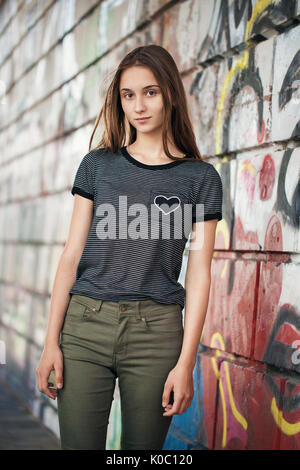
[[36, 44, 223, 450]]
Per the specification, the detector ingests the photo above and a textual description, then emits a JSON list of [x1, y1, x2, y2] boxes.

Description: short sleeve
[[71, 152, 95, 201], [192, 163, 223, 222]]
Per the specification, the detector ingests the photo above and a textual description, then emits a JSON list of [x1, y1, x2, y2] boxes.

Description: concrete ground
[[0, 379, 60, 450]]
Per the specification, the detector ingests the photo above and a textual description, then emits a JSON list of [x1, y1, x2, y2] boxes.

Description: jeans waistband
[[70, 294, 182, 320]]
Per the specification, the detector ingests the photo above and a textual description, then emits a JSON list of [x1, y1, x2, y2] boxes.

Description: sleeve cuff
[[71, 186, 94, 201], [192, 212, 222, 222]]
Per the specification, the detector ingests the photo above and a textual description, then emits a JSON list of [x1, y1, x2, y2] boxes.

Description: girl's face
[[119, 66, 165, 134]]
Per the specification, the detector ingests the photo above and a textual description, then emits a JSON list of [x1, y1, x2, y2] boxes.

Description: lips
[[136, 117, 150, 121]]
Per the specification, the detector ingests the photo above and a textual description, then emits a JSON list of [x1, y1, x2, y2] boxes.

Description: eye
[[122, 89, 157, 99]]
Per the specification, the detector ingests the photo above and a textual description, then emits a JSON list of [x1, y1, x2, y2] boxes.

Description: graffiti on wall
[[183, 0, 300, 450]]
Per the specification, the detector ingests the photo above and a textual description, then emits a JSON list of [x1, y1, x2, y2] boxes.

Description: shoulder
[[90, 147, 118, 162], [185, 158, 220, 179], [85, 147, 109, 160], [186, 160, 223, 199], [203, 161, 221, 179], [79, 147, 110, 167], [201, 162, 223, 192]]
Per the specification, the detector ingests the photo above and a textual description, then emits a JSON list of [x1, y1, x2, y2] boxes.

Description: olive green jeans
[[57, 294, 184, 450]]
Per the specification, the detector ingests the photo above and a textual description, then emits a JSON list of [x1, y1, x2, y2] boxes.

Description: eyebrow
[[120, 84, 160, 92]]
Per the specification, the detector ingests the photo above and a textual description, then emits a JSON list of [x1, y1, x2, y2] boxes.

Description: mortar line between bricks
[[198, 348, 300, 381]]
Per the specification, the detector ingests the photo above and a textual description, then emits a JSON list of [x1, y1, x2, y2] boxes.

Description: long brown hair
[[89, 44, 202, 161]]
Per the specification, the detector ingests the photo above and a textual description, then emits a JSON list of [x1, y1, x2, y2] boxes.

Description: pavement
[[0, 378, 60, 450]]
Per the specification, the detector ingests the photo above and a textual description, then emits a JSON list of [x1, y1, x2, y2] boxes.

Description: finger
[[55, 364, 63, 389], [163, 395, 183, 416], [40, 375, 57, 399], [41, 387, 57, 400], [40, 374, 50, 394], [162, 406, 174, 416], [47, 385, 58, 398], [162, 387, 172, 408], [48, 383, 57, 391]]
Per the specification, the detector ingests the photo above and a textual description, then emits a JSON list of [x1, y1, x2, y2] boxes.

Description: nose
[[134, 94, 146, 113]]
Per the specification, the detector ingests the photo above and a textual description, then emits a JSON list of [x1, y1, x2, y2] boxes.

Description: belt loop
[[138, 300, 148, 329], [136, 301, 141, 320]]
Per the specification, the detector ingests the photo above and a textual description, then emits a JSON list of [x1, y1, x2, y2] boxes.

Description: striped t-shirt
[[69, 146, 223, 308]]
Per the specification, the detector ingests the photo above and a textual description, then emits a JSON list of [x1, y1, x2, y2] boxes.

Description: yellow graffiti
[[245, 0, 275, 40], [210, 333, 248, 447], [209, 333, 300, 440], [271, 397, 300, 435], [218, 373, 228, 446], [215, 0, 274, 155], [238, 160, 256, 178], [205, 0, 300, 446]]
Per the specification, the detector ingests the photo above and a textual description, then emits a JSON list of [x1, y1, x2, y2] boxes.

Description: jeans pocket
[[145, 310, 183, 334], [62, 297, 86, 328], [70, 294, 103, 321]]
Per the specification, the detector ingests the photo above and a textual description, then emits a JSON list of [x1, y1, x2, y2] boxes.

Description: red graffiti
[[259, 154, 275, 200]]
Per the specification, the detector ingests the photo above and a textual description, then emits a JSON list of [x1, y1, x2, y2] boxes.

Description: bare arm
[[177, 218, 218, 370], [36, 194, 94, 399], [44, 194, 94, 347], [161, 218, 218, 416]]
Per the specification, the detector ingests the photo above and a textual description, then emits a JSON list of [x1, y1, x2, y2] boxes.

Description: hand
[[161, 364, 194, 416], [36, 344, 63, 400]]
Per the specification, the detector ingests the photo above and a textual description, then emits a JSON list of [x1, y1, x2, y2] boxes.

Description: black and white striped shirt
[[70, 146, 223, 308]]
